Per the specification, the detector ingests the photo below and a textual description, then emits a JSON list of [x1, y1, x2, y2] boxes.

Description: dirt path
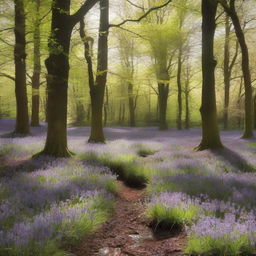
[[70, 181, 186, 256]]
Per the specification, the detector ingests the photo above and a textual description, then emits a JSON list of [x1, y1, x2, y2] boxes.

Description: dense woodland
[[1, 0, 256, 256]]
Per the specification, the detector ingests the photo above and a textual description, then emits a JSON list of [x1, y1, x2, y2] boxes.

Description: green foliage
[[135, 144, 158, 157], [185, 234, 255, 256], [147, 203, 200, 228], [81, 153, 148, 187]]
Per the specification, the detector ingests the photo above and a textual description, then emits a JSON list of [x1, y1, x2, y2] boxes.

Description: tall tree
[[175, 0, 190, 130], [39, 0, 99, 157], [116, 30, 137, 127], [197, 0, 223, 150], [14, 0, 30, 135], [31, 0, 41, 127], [218, 0, 254, 138], [223, 13, 239, 130], [80, 0, 109, 143]]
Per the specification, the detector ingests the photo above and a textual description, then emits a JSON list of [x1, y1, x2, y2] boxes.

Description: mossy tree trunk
[[39, 0, 98, 157], [31, 0, 41, 127], [128, 83, 136, 127], [197, 0, 223, 150], [14, 0, 30, 135], [158, 80, 169, 130]]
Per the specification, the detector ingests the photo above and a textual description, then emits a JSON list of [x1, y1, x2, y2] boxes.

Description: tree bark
[[197, 0, 223, 150], [184, 74, 190, 129], [31, 0, 41, 127], [38, 0, 98, 157], [177, 45, 183, 130], [104, 85, 109, 126], [158, 82, 169, 130], [42, 1, 73, 157], [14, 0, 30, 135], [223, 14, 231, 130], [220, 0, 253, 138], [128, 83, 136, 127], [254, 95, 256, 129], [80, 0, 109, 143]]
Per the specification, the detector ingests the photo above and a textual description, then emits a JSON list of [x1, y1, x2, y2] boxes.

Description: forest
[[0, 0, 256, 255]]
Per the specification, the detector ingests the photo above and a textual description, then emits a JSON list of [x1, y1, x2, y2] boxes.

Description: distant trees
[[175, 0, 190, 130], [14, 0, 30, 135], [142, 11, 178, 130], [197, 0, 223, 150], [116, 30, 138, 127]]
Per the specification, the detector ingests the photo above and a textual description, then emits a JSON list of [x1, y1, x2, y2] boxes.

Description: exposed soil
[[70, 181, 186, 256]]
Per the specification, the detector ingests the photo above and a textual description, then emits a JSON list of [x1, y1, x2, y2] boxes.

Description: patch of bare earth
[[70, 181, 186, 256]]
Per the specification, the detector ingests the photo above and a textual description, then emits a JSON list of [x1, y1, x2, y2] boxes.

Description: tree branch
[[0, 72, 15, 81], [70, 0, 99, 26], [110, 0, 173, 28], [126, 0, 145, 10]]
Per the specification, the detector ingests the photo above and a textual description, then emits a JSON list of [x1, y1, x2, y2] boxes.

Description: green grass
[[245, 142, 256, 148], [146, 204, 200, 229], [136, 146, 157, 157], [80, 153, 149, 187], [185, 234, 255, 256]]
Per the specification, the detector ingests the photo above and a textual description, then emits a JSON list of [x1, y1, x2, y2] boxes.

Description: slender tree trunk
[[223, 14, 231, 130], [158, 82, 169, 130], [118, 101, 122, 124], [128, 83, 136, 127], [185, 91, 190, 129], [232, 9, 253, 138], [184, 79, 190, 129], [197, 0, 223, 150], [104, 85, 109, 126], [237, 77, 243, 129], [122, 102, 125, 124], [14, 0, 30, 135], [177, 45, 183, 130], [31, 0, 41, 127], [88, 0, 109, 142], [222, 0, 253, 138], [254, 94, 256, 129]]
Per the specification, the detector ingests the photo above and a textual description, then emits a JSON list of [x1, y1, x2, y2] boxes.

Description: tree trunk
[[177, 45, 183, 130], [237, 77, 243, 129], [88, 0, 109, 143], [128, 83, 136, 127], [254, 94, 256, 129], [104, 85, 109, 126], [227, 1, 253, 138], [122, 103, 125, 124], [14, 0, 30, 135], [197, 0, 223, 150], [223, 14, 231, 130], [158, 83, 169, 130], [40, 0, 73, 157], [184, 78, 190, 129], [31, 0, 41, 127]]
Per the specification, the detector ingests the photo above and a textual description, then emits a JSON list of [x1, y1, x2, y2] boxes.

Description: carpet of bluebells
[[1, 120, 256, 255]]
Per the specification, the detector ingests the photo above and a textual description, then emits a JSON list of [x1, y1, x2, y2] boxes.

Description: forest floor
[[70, 181, 186, 256], [1, 119, 256, 256]]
